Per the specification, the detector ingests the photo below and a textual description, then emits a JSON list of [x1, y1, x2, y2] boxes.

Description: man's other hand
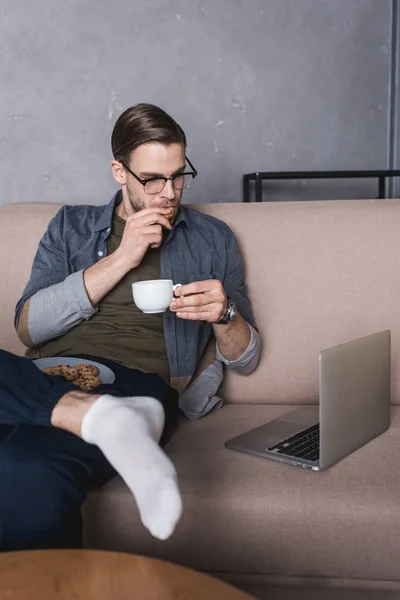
[[169, 280, 228, 324]]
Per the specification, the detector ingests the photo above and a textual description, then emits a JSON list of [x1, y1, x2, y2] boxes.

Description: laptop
[[225, 330, 391, 471]]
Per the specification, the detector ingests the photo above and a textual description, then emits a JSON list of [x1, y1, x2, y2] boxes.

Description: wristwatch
[[216, 296, 237, 325]]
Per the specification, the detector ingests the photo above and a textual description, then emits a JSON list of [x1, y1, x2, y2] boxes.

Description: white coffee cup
[[132, 279, 182, 314]]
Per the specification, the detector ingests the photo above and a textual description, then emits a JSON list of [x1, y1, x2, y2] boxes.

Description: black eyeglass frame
[[121, 156, 198, 194]]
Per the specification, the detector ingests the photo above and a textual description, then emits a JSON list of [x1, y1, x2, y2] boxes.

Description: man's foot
[[80, 394, 182, 540], [50, 390, 99, 437]]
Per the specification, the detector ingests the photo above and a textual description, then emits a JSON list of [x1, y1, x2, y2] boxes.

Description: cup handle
[[173, 283, 182, 296]]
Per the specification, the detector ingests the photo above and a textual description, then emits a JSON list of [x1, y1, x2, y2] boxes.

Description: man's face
[[113, 142, 186, 220]]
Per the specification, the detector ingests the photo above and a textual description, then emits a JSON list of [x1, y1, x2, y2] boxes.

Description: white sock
[[81, 394, 182, 540]]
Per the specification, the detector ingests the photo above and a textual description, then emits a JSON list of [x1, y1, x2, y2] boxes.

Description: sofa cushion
[[83, 404, 400, 581]]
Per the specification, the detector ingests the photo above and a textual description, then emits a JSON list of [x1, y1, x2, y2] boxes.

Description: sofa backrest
[[1, 200, 399, 405], [0, 203, 60, 356]]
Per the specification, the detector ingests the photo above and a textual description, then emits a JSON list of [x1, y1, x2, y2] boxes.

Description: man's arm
[[170, 279, 260, 373], [83, 207, 173, 305], [169, 225, 260, 374], [170, 281, 251, 360], [16, 299, 34, 347], [213, 312, 250, 360], [215, 322, 261, 374], [213, 228, 260, 373], [16, 252, 131, 347], [15, 207, 173, 346]]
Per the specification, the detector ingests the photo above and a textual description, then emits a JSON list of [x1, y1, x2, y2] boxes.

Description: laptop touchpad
[[280, 407, 319, 426], [265, 419, 307, 440]]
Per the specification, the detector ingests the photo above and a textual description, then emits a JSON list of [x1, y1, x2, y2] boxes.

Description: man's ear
[[111, 160, 126, 185]]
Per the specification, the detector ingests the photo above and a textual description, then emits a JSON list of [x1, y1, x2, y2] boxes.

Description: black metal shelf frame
[[243, 170, 400, 202]]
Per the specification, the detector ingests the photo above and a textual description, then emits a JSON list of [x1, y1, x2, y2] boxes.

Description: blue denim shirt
[[15, 192, 260, 418]]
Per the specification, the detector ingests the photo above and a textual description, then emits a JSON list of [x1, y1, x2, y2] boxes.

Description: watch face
[[228, 300, 237, 323], [219, 299, 236, 324]]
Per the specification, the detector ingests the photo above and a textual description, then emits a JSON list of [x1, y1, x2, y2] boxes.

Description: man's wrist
[[215, 296, 237, 325], [110, 248, 137, 276]]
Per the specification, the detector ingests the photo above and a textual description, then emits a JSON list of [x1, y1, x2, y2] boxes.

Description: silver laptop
[[225, 330, 391, 471]]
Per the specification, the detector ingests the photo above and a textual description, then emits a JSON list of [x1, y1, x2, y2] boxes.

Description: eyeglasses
[[121, 156, 198, 195]]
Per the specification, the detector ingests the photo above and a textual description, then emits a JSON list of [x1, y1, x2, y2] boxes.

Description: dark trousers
[[0, 350, 180, 551]]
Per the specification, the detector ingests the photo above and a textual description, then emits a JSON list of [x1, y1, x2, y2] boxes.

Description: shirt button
[[97, 251, 104, 257], [107, 227, 111, 233]]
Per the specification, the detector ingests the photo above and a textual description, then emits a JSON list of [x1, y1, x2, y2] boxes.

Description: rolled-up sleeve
[[27, 270, 97, 345], [14, 207, 97, 343], [216, 323, 261, 374]]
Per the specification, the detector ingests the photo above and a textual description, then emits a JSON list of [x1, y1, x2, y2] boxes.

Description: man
[[0, 103, 260, 551]]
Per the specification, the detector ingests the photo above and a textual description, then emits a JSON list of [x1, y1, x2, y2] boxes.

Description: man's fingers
[[128, 207, 173, 223], [128, 208, 173, 229], [171, 280, 227, 323], [133, 207, 172, 217], [136, 213, 172, 229], [141, 225, 163, 236], [173, 304, 217, 313], [175, 311, 211, 321], [143, 229, 163, 248], [170, 292, 216, 309], [148, 235, 163, 248], [174, 280, 220, 297]]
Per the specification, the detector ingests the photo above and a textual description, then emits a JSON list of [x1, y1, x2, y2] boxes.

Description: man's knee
[[0, 455, 84, 550]]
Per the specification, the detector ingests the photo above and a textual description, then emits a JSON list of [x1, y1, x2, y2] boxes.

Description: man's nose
[[162, 179, 176, 199]]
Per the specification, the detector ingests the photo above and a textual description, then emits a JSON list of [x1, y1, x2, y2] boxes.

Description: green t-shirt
[[35, 211, 170, 382]]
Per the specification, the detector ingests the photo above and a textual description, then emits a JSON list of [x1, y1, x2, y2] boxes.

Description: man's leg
[[0, 349, 179, 442], [0, 349, 182, 541], [0, 349, 79, 427], [52, 389, 182, 541], [0, 424, 115, 551]]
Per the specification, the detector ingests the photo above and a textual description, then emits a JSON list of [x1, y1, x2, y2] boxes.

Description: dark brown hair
[[111, 103, 187, 164]]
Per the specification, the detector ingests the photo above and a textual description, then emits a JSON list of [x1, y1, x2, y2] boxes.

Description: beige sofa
[[1, 200, 400, 600]]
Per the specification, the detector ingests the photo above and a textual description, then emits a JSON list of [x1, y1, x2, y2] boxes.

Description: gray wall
[[0, 0, 398, 206]]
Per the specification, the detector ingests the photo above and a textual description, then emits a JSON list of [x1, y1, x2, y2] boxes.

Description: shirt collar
[[93, 191, 121, 232], [173, 205, 189, 227], [93, 190, 189, 233]]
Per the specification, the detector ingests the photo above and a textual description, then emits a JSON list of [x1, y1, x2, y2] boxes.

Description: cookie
[[41, 363, 102, 390], [42, 366, 64, 376], [59, 365, 80, 381], [75, 376, 102, 391], [75, 364, 100, 378]]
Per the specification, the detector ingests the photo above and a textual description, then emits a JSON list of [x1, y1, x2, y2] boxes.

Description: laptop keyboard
[[267, 424, 320, 462]]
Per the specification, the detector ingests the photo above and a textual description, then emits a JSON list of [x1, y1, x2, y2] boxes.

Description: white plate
[[33, 357, 115, 384]]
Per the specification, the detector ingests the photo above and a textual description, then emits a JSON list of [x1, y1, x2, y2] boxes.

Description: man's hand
[[84, 207, 172, 307], [169, 280, 228, 323], [170, 279, 251, 361], [115, 207, 173, 270]]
